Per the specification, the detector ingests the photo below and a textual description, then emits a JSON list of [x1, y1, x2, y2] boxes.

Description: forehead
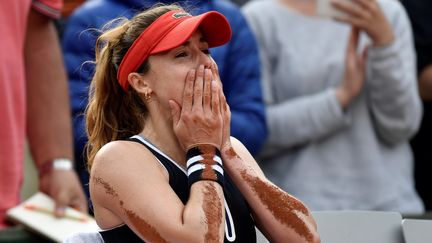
[[186, 30, 206, 43]]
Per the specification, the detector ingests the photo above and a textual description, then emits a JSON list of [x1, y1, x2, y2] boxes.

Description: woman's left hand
[[210, 59, 232, 151], [170, 65, 224, 151], [331, 0, 394, 46]]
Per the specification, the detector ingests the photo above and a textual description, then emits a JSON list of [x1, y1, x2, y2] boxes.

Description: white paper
[[6, 192, 100, 243]]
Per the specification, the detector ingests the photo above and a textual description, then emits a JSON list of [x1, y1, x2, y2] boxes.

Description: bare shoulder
[[89, 139, 167, 192], [91, 140, 165, 179], [89, 140, 169, 228]]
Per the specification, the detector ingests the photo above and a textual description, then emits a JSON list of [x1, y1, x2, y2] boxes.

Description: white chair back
[[312, 211, 404, 243], [402, 219, 432, 243]]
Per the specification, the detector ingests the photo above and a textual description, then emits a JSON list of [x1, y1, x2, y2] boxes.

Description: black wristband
[[186, 145, 224, 188]]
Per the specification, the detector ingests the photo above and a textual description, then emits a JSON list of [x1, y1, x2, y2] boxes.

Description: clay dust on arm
[[90, 142, 225, 243], [221, 139, 320, 243]]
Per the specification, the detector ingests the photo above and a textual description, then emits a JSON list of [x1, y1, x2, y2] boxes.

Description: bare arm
[[91, 141, 224, 243], [221, 138, 320, 243], [25, 9, 87, 214], [211, 61, 319, 243]]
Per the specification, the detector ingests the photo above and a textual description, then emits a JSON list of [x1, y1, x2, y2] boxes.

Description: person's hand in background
[[331, 0, 394, 46], [39, 167, 88, 217], [336, 27, 369, 108]]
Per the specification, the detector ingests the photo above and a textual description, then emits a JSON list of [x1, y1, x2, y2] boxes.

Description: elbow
[[310, 230, 321, 243], [301, 223, 321, 243], [309, 215, 321, 243], [374, 107, 422, 145], [377, 123, 418, 145]]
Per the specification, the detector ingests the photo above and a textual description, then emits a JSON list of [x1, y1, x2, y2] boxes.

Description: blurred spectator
[[243, 0, 423, 213], [0, 1, 87, 228], [401, 0, 432, 211], [232, 0, 250, 6], [62, 0, 266, 200]]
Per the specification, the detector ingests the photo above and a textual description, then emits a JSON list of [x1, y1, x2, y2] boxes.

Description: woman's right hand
[[336, 27, 368, 108], [169, 65, 224, 151]]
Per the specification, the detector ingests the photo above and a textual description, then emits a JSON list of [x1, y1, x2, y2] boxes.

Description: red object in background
[[62, 0, 84, 17]]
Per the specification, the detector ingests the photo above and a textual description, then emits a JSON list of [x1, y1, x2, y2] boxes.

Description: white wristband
[[52, 158, 73, 171]]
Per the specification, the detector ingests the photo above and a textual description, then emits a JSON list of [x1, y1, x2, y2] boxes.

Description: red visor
[[117, 10, 232, 91]]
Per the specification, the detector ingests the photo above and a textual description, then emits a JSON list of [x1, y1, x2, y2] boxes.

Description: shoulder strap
[[127, 137, 171, 168]]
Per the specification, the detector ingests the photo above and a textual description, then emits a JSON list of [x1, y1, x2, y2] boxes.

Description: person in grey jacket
[[243, 0, 424, 213]]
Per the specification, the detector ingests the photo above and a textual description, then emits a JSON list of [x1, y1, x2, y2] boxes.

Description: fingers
[[345, 27, 360, 71], [193, 65, 205, 110], [189, 65, 215, 112], [180, 65, 220, 115], [331, 0, 392, 46], [182, 69, 195, 112], [347, 27, 360, 54], [353, 0, 376, 13], [331, 0, 367, 19], [219, 80, 231, 150], [211, 61, 220, 80], [220, 87, 230, 128], [169, 100, 181, 125], [203, 69, 212, 111], [54, 191, 88, 217], [54, 191, 69, 217], [210, 61, 223, 88], [71, 195, 88, 214], [360, 44, 370, 70], [211, 80, 220, 115], [331, 0, 379, 28]]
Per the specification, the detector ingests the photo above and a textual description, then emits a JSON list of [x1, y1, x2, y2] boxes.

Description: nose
[[197, 51, 212, 69]]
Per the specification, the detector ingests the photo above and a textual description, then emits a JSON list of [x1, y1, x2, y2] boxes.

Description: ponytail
[[85, 5, 182, 169]]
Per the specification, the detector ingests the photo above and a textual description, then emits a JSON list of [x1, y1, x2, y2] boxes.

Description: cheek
[[156, 75, 186, 107], [167, 68, 190, 101], [170, 82, 186, 106], [153, 62, 191, 105]]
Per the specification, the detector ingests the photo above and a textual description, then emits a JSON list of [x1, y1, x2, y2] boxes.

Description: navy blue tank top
[[99, 135, 256, 243]]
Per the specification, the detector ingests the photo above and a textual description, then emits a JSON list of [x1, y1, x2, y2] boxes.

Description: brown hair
[[85, 5, 182, 169]]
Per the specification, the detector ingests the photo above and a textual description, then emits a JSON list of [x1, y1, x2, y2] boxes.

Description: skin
[[280, 0, 393, 108], [335, 27, 368, 108], [25, 9, 87, 216], [91, 31, 320, 242], [91, 31, 225, 243]]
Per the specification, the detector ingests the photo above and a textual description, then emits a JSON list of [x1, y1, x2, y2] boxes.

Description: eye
[[175, 51, 188, 58], [202, 49, 211, 55]]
